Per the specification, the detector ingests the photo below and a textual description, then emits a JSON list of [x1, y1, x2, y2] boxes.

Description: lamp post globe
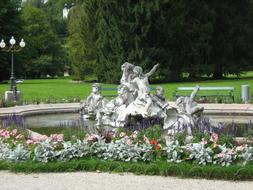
[[0, 39, 6, 48], [19, 39, 25, 48], [9, 36, 16, 46]]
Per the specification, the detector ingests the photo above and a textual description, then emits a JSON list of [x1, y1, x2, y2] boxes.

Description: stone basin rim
[[0, 102, 253, 118]]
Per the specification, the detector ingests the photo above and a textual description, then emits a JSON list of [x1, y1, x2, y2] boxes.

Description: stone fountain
[[80, 62, 205, 139]]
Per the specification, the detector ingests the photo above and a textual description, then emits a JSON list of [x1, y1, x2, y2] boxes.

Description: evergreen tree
[[207, 0, 253, 78], [0, 0, 22, 81], [67, 4, 96, 80], [21, 5, 63, 78], [67, 0, 253, 82]]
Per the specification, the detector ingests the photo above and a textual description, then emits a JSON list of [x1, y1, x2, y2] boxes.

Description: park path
[[0, 171, 252, 190]]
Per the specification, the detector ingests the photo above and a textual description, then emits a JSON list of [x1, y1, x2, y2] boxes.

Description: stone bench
[[173, 86, 235, 102]]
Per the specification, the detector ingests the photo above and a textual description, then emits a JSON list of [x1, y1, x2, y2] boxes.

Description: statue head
[[121, 62, 134, 72], [133, 66, 143, 76], [156, 86, 165, 96], [117, 84, 129, 96], [92, 83, 101, 94]]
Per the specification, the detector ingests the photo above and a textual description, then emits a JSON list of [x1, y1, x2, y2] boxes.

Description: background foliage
[[0, 0, 22, 81], [0, 0, 253, 82], [67, 0, 253, 82]]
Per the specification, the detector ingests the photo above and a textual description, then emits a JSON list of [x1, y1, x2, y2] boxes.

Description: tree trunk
[[213, 63, 223, 79]]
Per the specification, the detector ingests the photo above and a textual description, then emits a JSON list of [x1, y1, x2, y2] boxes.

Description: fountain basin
[[0, 102, 252, 128], [0, 102, 252, 117]]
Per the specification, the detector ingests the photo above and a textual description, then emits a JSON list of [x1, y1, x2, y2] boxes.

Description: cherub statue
[[152, 86, 170, 110], [80, 83, 104, 119], [131, 64, 159, 116], [115, 64, 159, 127], [120, 62, 135, 84], [176, 85, 204, 117], [120, 62, 138, 99], [165, 85, 204, 137]]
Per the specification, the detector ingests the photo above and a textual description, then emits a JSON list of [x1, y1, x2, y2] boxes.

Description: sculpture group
[[80, 62, 204, 138]]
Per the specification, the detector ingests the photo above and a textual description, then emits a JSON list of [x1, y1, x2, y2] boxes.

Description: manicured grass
[[0, 79, 117, 103], [0, 158, 253, 180], [0, 75, 252, 102]]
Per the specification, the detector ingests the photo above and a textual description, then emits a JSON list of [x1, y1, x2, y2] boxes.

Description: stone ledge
[[0, 102, 252, 118], [0, 103, 80, 118]]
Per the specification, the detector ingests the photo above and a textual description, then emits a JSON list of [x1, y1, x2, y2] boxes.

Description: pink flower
[[201, 138, 207, 145], [217, 152, 225, 158], [11, 129, 18, 136], [210, 133, 219, 143], [51, 134, 64, 142], [26, 139, 34, 145], [126, 139, 132, 145], [130, 133, 137, 139], [32, 135, 48, 142], [2, 131, 10, 139], [143, 135, 149, 143], [86, 135, 98, 143], [228, 149, 236, 155], [15, 134, 23, 139], [40, 135, 48, 141]]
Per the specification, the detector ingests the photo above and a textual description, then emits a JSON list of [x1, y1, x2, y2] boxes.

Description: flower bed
[[0, 126, 253, 168]]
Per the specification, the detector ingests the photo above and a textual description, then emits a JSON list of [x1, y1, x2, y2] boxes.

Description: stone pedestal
[[4, 91, 21, 102]]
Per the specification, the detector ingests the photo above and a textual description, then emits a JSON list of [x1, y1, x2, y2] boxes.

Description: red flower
[[150, 139, 158, 145], [155, 144, 161, 150]]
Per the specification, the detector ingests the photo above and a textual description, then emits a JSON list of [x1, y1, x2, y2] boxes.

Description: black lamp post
[[0, 36, 25, 102]]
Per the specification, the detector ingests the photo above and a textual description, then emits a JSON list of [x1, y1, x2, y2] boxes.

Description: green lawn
[[1, 158, 253, 180], [0, 75, 253, 102]]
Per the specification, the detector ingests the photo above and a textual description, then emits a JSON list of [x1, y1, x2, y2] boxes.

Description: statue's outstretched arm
[[146, 63, 159, 78], [189, 85, 200, 102]]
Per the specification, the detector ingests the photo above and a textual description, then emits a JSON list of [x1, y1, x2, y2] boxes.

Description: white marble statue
[[131, 64, 159, 115], [164, 85, 204, 137], [152, 86, 170, 110], [120, 62, 138, 99], [80, 83, 104, 119], [80, 62, 205, 140], [115, 64, 160, 126], [120, 62, 135, 84], [96, 84, 134, 126]]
